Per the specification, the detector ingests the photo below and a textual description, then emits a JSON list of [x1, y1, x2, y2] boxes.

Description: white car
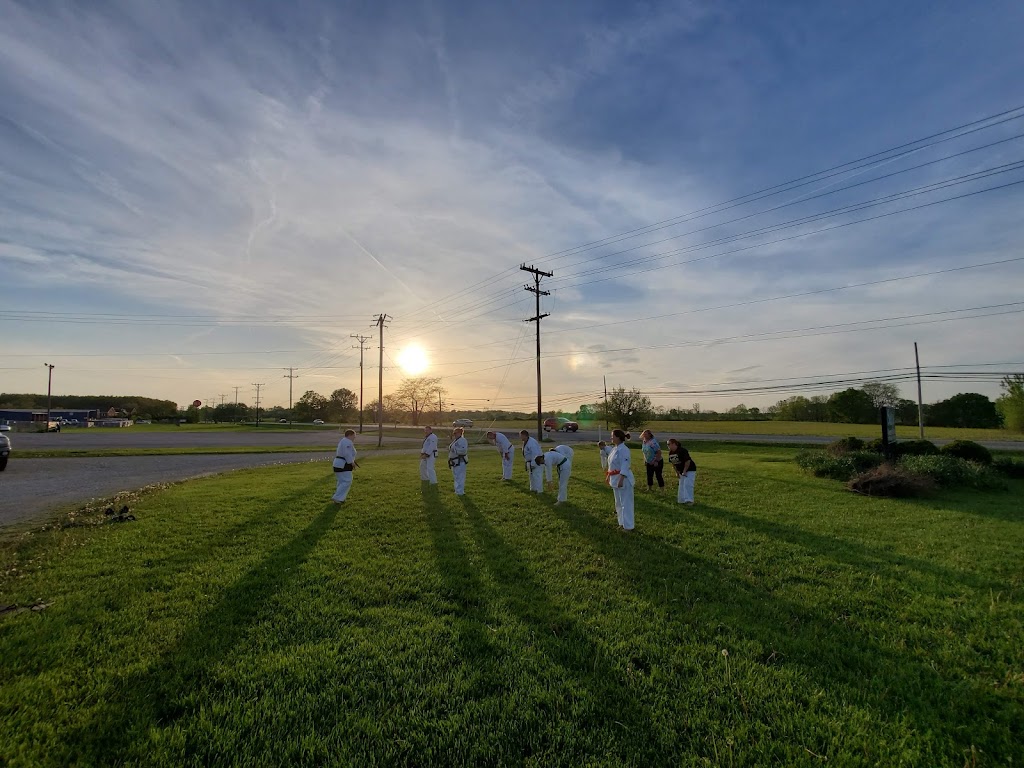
[[452, 418, 474, 428], [313, 419, 325, 425]]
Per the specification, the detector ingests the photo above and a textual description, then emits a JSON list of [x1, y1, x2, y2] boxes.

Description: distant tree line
[[0, 393, 179, 420]]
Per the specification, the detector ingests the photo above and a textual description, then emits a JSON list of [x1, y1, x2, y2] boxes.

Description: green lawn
[[1, 448, 1021, 766]]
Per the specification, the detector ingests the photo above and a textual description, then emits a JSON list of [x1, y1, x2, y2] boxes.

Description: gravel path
[[0, 452, 333, 529]]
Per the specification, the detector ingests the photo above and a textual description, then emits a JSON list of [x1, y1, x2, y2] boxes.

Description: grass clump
[[939, 439, 993, 465], [847, 464, 935, 498], [898, 454, 1006, 490]]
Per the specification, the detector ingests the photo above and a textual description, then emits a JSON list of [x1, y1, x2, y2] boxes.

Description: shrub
[[796, 450, 882, 481], [992, 457, 1024, 479], [848, 465, 935, 497], [898, 455, 1006, 490], [826, 436, 864, 455], [939, 439, 992, 465], [864, 439, 939, 458]]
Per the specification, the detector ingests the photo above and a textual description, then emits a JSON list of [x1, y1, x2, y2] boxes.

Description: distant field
[[1, 449, 1021, 765]]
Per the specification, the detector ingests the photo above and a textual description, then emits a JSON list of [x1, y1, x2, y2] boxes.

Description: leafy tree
[[861, 381, 902, 408], [328, 388, 358, 422], [212, 402, 250, 422], [395, 376, 443, 426], [895, 398, 919, 426], [827, 388, 875, 424], [294, 390, 328, 422], [773, 395, 828, 422], [604, 387, 655, 432], [927, 393, 1001, 429], [727, 403, 750, 415], [997, 374, 1024, 432], [577, 404, 597, 420]]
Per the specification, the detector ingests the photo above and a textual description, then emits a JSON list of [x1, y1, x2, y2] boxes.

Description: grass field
[[1, 448, 1022, 766]]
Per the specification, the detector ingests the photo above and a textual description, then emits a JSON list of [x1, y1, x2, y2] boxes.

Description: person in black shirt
[[666, 438, 697, 505]]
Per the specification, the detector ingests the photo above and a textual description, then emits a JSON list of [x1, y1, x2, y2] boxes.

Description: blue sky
[[1, 0, 1023, 413]]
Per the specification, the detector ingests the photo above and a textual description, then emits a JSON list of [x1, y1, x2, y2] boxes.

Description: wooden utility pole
[[374, 314, 391, 448], [351, 334, 371, 433], [914, 342, 924, 438], [283, 368, 298, 424], [521, 264, 553, 441]]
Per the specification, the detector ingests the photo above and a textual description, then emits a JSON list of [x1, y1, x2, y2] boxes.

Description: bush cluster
[[826, 436, 864, 455], [795, 450, 883, 481], [992, 457, 1024, 479], [898, 455, 1006, 490], [847, 465, 936, 497], [939, 439, 992, 465], [864, 438, 940, 458]]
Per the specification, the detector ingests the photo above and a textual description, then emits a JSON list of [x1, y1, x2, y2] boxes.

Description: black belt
[[448, 456, 467, 467], [334, 459, 354, 472]]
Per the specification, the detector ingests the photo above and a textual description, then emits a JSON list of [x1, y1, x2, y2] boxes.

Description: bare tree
[[861, 381, 902, 408], [395, 376, 443, 425]]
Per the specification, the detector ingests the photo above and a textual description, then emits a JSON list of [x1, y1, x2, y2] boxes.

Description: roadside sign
[[193, 399, 202, 408]]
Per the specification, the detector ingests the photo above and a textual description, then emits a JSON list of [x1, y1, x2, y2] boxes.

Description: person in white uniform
[[607, 429, 635, 531], [448, 427, 469, 496], [486, 431, 515, 480], [420, 426, 438, 484], [332, 429, 358, 503], [598, 441, 612, 472], [544, 444, 574, 504], [520, 430, 544, 494]]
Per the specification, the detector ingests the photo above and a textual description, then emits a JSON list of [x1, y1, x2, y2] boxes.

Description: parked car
[[544, 417, 579, 432], [278, 418, 289, 423], [313, 419, 325, 425], [0, 430, 10, 471], [452, 418, 474, 428]]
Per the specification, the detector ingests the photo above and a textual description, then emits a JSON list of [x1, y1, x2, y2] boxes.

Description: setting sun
[[396, 344, 430, 376]]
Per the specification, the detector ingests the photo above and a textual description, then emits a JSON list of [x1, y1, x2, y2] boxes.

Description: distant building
[[0, 408, 98, 423]]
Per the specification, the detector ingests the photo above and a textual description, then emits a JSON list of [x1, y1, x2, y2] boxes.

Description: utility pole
[[283, 368, 298, 424], [521, 264, 553, 441], [604, 375, 609, 433], [351, 334, 371, 433], [374, 314, 391, 448], [44, 363, 55, 426], [219, 394, 227, 406], [253, 383, 265, 426], [914, 342, 924, 439], [233, 386, 241, 405]]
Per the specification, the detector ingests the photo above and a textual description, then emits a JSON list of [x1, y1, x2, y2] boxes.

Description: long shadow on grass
[[456, 494, 667, 764], [67, 493, 340, 763], [543, 482, 1019, 760], [687, 503, 1003, 592]]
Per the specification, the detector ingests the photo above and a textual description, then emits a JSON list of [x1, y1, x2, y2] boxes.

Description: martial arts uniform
[[544, 445, 574, 503], [607, 443, 635, 530], [599, 444, 612, 471], [420, 432, 438, 484], [668, 445, 697, 504], [522, 436, 544, 493], [332, 436, 357, 502], [448, 435, 469, 495], [494, 432, 514, 480]]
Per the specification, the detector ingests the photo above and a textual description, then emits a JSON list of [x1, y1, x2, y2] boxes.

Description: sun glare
[[397, 344, 430, 375]]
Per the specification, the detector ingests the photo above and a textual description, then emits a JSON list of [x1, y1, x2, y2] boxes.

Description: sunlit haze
[[1, 1, 1022, 412]]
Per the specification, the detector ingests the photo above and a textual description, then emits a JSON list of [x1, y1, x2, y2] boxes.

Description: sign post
[[880, 406, 896, 461]]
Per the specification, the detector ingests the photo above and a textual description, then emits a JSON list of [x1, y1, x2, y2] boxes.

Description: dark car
[[543, 417, 579, 432], [0, 429, 10, 471]]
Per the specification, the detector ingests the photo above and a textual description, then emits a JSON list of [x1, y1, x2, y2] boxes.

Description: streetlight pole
[[44, 363, 55, 427]]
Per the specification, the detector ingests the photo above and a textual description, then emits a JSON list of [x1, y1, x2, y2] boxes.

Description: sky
[[1, 0, 1023, 414]]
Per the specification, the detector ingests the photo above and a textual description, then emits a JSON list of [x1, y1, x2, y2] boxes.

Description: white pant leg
[[452, 463, 467, 495], [612, 486, 623, 526], [676, 472, 685, 503], [420, 457, 437, 484], [332, 471, 353, 502], [620, 483, 635, 530], [544, 460, 553, 484], [529, 465, 544, 493], [682, 471, 696, 503], [501, 454, 514, 479], [557, 463, 571, 502]]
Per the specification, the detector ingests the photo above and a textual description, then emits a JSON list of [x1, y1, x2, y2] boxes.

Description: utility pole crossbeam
[[351, 334, 372, 434], [283, 368, 298, 424], [374, 314, 392, 448], [521, 264, 553, 441]]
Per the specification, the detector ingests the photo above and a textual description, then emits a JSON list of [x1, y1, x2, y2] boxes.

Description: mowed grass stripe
[[0, 448, 1021, 766]]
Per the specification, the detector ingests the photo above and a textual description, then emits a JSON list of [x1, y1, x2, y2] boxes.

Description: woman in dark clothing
[[666, 438, 697, 505]]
